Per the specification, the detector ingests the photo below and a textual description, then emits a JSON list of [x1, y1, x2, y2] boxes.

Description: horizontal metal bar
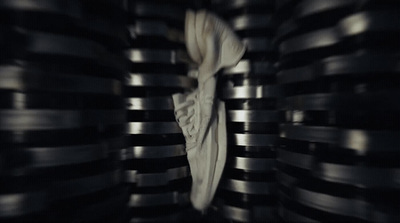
[[125, 73, 195, 88], [128, 191, 189, 207], [127, 122, 182, 134], [0, 110, 125, 130], [227, 110, 279, 122], [223, 60, 276, 76], [220, 178, 277, 194], [124, 166, 190, 187], [121, 145, 186, 159], [126, 49, 188, 64], [221, 85, 282, 99], [230, 133, 279, 146], [227, 157, 275, 171], [126, 97, 174, 110]]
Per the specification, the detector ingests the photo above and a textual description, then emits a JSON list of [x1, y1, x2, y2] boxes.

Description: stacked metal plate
[[210, 0, 280, 222], [276, 0, 400, 222], [123, 1, 197, 222], [0, 0, 129, 222]]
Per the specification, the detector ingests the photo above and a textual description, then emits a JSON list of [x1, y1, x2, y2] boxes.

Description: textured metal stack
[[211, 0, 280, 222], [123, 1, 197, 222], [276, 1, 400, 222], [0, 0, 128, 222]]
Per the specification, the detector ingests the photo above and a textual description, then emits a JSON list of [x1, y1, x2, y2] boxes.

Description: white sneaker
[[173, 9, 245, 211]]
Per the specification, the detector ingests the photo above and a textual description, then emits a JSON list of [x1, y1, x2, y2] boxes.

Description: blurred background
[[0, 0, 399, 222]]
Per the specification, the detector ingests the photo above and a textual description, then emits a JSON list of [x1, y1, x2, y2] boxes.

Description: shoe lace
[[174, 96, 198, 150]]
